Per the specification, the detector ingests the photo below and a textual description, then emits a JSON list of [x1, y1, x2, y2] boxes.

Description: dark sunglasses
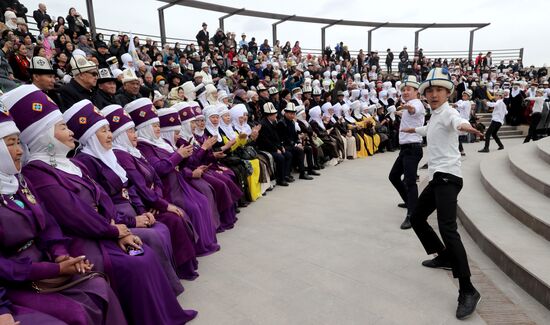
[[85, 71, 99, 77]]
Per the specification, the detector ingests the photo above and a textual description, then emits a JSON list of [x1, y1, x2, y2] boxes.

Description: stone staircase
[[457, 137, 550, 310], [476, 113, 524, 138]]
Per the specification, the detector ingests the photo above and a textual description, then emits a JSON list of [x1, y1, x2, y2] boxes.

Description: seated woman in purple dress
[[1, 286, 69, 325], [174, 103, 242, 230], [162, 105, 240, 232], [125, 98, 220, 256], [2, 85, 197, 325], [63, 100, 183, 295], [102, 104, 199, 280], [0, 109, 126, 325]]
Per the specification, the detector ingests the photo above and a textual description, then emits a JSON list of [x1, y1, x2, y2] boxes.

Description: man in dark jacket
[[256, 102, 292, 186], [114, 68, 142, 107], [58, 54, 97, 111], [277, 102, 316, 180], [32, 3, 50, 29], [92, 68, 117, 108], [196, 23, 209, 53], [386, 48, 394, 73]]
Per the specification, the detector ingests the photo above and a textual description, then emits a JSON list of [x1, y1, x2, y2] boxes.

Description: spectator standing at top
[[399, 46, 408, 62], [292, 41, 301, 57], [260, 39, 271, 55], [386, 48, 394, 73], [66, 7, 89, 37], [239, 33, 248, 51], [196, 22, 209, 53], [32, 3, 50, 30]]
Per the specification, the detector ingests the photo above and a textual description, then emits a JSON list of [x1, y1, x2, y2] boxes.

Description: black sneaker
[[400, 216, 412, 229], [478, 148, 489, 153], [456, 289, 481, 320], [498, 146, 504, 150], [299, 174, 314, 180], [421, 255, 452, 270]]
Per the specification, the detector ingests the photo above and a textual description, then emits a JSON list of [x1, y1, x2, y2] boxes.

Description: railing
[[27, 16, 524, 72]]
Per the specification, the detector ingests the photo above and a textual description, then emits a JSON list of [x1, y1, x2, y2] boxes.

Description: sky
[[22, 0, 547, 66]]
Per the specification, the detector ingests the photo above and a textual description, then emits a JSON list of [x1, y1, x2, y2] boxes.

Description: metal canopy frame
[[151, 0, 490, 58], [272, 15, 295, 47]]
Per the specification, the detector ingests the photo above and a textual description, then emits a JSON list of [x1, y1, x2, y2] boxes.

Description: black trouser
[[286, 145, 307, 175], [388, 143, 423, 217], [386, 64, 392, 73], [483, 121, 503, 149], [458, 135, 467, 152], [524, 112, 542, 143], [410, 172, 471, 278], [271, 150, 293, 182]]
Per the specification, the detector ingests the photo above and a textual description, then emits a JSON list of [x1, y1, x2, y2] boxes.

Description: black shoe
[[299, 174, 314, 180], [284, 176, 295, 183], [421, 255, 452, 270], [235, 208, 241, 214], [478, 148, 489, 153], [276, 181, 289, 186], [400, 216, 411, 229], [456, 290, 481, 320], [397, 203, 407, 209], [308, 170, 321, 176], [498, 146, 504, 150]]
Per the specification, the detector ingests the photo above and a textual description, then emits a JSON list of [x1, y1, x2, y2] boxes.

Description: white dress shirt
[[415, 102, 469, 180], [486, 99, 507, 123], [399, 98, 425, 144], [455, 100, 472, 135], [526, 96, 545, 114]]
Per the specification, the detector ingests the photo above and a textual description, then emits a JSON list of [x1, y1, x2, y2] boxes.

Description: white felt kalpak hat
[[400, 75, 420, 90], [418, 68, 454, 95]]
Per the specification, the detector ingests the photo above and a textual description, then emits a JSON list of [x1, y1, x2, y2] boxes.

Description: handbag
[[32, 272, 107, 294], [312, 136, 324, 148], [235, 146, 258, 160]]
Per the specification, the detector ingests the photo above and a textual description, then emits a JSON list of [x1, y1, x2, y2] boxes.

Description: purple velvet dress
[[22, 161, 198, 325], [137, 141, 220, 256], [177, 138, 241, 230], [0, 179, 127, 325], [113, 149, 199, 279], [74, 153, 184, 294], [1, 287, 68, 325]]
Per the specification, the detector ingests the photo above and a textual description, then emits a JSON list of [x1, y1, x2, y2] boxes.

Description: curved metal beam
[[414, 23, 435, 52], [468, 24, 490, 61], [158, 0, 489, 29], [367, 22, 388, 54], [321, 19, 343, 52], [272, 15, 295, 47], [219, 8, 245, 30]]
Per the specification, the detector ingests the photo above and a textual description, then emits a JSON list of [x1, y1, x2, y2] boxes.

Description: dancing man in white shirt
[[388, 75, 425, 229], [523, 88, 546, 143], [402, 68, 483, 320], [479, 90, 507, 152]]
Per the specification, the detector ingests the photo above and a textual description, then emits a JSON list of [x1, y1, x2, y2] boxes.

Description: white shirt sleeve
[[449, 109, 470, 131], [415, 125, 428, 137]]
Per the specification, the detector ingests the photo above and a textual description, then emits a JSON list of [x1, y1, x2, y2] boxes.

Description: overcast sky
[[23, 0, 546, 65]]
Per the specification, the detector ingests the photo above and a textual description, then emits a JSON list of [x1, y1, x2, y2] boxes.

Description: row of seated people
[[0, 74, 394, 323]]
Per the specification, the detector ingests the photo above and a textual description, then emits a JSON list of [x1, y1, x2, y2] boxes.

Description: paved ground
[[177, 138, 550, 325]]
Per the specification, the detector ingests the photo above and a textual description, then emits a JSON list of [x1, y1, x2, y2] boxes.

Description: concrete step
[[497, 130, 524, 136], [458, 149, 550, 309], [509, 143, 550, 198], [479, 124, 516, 132], [537, 139, 550, 164], [481, 146, 550, 241]]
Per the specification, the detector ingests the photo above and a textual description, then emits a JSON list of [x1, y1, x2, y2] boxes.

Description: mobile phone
[[126, 246, 144, 256]]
